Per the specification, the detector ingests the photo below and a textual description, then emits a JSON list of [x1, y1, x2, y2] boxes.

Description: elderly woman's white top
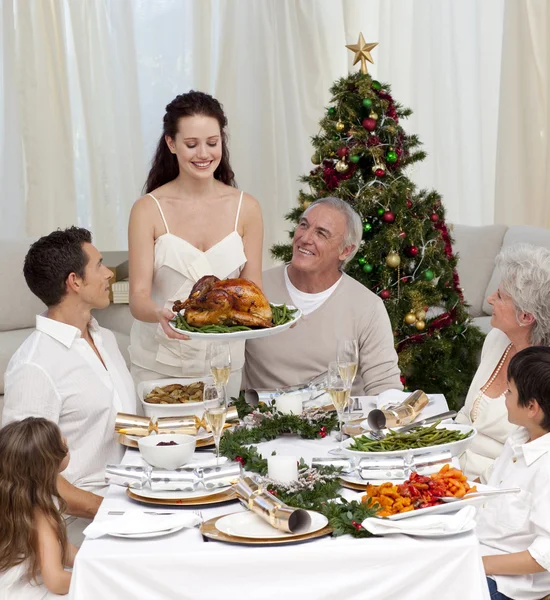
[[456, 328, 519, 481]]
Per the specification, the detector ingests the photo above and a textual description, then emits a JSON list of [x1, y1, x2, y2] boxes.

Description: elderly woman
[[456, 243, 550, 481]]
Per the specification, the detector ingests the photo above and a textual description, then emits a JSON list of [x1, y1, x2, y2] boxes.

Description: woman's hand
[[156, 308, 190, 340]]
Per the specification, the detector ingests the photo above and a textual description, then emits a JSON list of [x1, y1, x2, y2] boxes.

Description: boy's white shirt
[[476, 427, 550, 600]]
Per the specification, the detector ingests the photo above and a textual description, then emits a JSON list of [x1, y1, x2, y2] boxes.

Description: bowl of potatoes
[[137, 378, 206, 418]]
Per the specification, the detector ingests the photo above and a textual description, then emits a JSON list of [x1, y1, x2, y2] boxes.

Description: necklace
[[470, 343, 513, 422]]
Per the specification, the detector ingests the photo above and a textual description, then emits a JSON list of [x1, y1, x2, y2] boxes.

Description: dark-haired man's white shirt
[[476, 428, 550, 600], [3, 314, 135, 491]]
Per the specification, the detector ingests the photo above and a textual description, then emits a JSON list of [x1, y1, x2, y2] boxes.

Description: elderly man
[[243, 197, 402, 395], [3, 227, 136, 545]]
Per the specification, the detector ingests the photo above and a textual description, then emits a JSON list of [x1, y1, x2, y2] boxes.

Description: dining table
[[68, 395, 490, 600]]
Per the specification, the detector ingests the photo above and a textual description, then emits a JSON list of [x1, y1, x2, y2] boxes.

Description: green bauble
[[386, 150, 398, 163], [363, 222, 372, 233], [328, 107, 336, 116], [377, 208, 385, 216], [362, 263, 374, 273], [423, 269, 435, 281], [372, 80, 382, 91], [333, 135, 340, 141], [358, 257, 367, 265], [362, 98, 373, 109], [349, 155, 361, 164]]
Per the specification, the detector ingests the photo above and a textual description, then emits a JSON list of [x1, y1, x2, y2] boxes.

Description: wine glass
[[202, 383, 228, 464], [327, 361, 351, 443], [207, 342, 231, 388], [336, 339, 358, 418]]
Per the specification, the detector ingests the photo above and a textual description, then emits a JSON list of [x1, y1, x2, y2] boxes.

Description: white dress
[[456, 328, 519, 481], [0, 562, 62, 599], [129, 192, 247, 395]]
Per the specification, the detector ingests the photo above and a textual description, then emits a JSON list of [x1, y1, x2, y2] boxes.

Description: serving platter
[[340, 424, 476, 459], [168, 304, 302, 341]]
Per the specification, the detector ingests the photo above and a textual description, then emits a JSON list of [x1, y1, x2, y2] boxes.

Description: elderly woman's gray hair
[[302, 197, 362, 269], [496, 243, 550, 346]]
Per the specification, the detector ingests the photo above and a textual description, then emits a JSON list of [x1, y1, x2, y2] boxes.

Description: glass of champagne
[[203, 383, 227, 464], [207, 342, 231, 388], [336, 339, 358, 418], [327, 361, 351, 442]]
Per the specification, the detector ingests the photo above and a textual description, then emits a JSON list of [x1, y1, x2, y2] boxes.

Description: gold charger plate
[[339, 478, 370, 492], [117, 433, 215, 449], [200, 514, 333, 545], [126, 487, 238, 507]]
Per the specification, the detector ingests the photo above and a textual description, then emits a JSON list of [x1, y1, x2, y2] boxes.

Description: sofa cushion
[[482, 226, 550, 315], [472, 316, 493, 335], [0, 239, 45, 331], [452, 224, 508, 317], [92, 304, 134, 337], [0, 327, 34, 394]]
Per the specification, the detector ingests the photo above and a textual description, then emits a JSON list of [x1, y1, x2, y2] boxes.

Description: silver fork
[[107, 510, 175, 516]]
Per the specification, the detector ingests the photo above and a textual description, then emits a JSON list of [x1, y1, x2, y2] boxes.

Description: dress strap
[[234, 191, 244, 231], [148, 193, 170, 235]]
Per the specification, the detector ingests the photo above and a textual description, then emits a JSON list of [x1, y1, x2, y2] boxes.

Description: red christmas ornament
[[405, 245, 419, 257], [362, 118, 377, 131], [382, 211, 395, 223], [400, 375, 406, 386], [351, 520, 363, 531], [430, 213, 440, 223], [235, 456, 244, 465], [319, 430, 327, 438], [398, 231, 406, 239], [337, 146, 349, 159], [406, 199, 413, 209], [375, 168, 386, 178], [380, 289, 391, 300], [270, 489, 279, 497]]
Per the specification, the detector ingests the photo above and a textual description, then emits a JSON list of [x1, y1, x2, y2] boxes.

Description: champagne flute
[[207, 342, 231, 387], [203, 383, 227, 464], [327, 361, 351, 443], [337, 339, 358, 418]]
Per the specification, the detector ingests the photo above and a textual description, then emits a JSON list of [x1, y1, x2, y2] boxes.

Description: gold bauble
[[311, 154, 321, 165], [302, 200, 311, 209], [335, 160, 349, 173], [369, 111, 379, 120], [415, 309, 426, 321], [415, 320, 426, 331], [336, 121, 345, 131], [404, 312, 417, 325], [385, 251, 401, 268]]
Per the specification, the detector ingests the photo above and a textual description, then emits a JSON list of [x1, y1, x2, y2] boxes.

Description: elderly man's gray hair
[[302, 197, 362, 269], [496, 243, 550, 346]]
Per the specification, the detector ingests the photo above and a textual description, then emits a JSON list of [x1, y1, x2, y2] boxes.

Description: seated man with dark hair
[[243, 197, 402, 396], [477, 346, 550, 600], [2, 227, 135, 546]]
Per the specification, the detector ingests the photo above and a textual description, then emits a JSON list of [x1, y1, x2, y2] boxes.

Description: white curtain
[[1, 0, 506, 258], [495, 0, 550, 228]]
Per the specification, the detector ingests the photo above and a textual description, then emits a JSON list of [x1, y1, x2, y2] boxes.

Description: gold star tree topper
[[346, 33, 378, 74]]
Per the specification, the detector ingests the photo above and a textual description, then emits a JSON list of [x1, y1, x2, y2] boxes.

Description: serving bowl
[[138, 434, 197, 469]]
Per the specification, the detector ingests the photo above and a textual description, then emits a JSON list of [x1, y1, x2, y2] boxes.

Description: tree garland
[[220, 397, 379, 537]]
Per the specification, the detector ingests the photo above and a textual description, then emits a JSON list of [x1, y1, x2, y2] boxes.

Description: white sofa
[[1, 225, 550, 417]]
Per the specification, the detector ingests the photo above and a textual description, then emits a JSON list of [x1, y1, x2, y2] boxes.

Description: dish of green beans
[[170, 303, 298, 334], [346, 422, 474, 453]]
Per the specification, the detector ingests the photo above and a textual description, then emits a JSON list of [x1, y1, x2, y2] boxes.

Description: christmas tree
[[271, 34, 484, 410]]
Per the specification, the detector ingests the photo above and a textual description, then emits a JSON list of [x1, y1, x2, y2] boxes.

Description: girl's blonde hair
[[0, 417, 68, 582]]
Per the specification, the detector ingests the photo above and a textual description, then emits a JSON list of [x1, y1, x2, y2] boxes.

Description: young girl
[[0, 417, 78, 598]]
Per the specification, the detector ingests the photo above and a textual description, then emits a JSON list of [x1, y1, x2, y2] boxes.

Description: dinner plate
[[201, 514, 332, 545], [215, 510, 328, 540], [108, 523, 187, 539], [340, 424, 476, 459], [127, 487, 238, 507], [130, 484, 231, 501], [168, 304, 302, 341]]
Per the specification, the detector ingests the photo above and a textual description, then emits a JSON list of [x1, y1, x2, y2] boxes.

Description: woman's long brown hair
[[144, 90, 236, 193], [0, 417, 68, 581]]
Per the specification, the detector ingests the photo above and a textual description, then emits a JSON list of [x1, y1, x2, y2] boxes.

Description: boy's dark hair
[[23, 227, 92, 307], [508, 346, 550, 430]]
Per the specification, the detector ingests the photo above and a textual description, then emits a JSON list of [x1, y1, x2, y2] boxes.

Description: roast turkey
[[173, 275, 273, 328]]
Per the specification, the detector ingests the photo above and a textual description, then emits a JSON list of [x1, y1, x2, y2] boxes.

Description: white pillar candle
[[275, 393, 304, 415], [267, 455, 299, 483]]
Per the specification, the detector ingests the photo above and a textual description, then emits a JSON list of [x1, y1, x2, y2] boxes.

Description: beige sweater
[[243, 265, 402, 395]]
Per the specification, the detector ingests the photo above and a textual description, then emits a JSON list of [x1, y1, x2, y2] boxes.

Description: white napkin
[[376, 389, 414, 409], [83, 510, 202, 539], [361, 505, 477, 537]]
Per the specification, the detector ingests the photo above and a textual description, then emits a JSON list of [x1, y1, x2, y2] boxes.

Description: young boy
[[476, 346, 550, 600]]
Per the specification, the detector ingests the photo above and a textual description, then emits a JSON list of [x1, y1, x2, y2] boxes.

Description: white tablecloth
[[69, 396, 490, 600]]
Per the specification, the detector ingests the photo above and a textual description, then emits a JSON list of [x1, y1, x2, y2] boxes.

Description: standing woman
[[128, 91, 263, 397]]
